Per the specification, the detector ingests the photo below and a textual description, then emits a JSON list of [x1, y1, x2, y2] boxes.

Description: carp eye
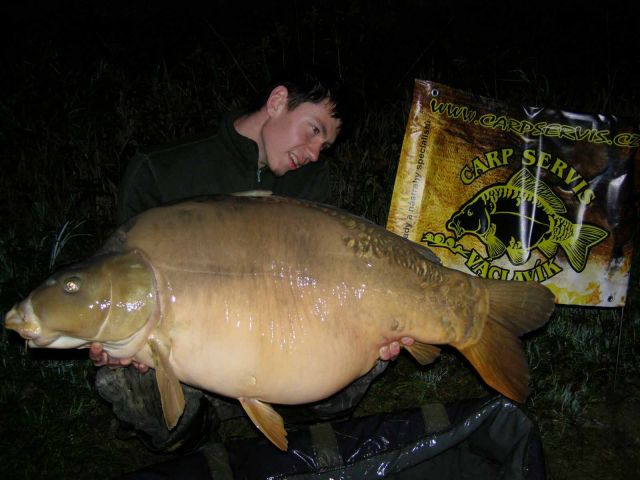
[[63, 276, 82, 294]]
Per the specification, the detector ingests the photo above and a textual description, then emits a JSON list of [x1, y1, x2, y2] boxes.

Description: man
[[90, 67, 410, 452], [116, 68, 343, 225]]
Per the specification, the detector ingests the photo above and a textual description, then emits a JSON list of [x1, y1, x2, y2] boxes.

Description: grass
[[1, 2, 639, 478]]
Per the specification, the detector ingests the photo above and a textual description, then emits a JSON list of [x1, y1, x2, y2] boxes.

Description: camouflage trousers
[[95, 360, 389, 453]]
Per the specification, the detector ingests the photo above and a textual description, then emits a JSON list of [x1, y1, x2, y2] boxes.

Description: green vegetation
[[1, 2, 638, 478]]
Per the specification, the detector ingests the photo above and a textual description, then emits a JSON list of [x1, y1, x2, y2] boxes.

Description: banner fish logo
[[447, 169, 608, 272]]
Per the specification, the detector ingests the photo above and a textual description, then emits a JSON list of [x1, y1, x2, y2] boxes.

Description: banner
[[387, 80, 639, 307]]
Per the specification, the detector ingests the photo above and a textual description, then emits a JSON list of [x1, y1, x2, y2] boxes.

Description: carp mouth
[[447, 218, 464, 239], [4, 302, 48, 347]]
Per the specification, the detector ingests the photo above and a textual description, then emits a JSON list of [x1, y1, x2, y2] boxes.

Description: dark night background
[[2, 1, 638, 235], [1, 1, 639, 479]]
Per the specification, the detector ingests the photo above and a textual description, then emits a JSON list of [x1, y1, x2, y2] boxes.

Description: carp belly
[[152, 270, 387, 404]]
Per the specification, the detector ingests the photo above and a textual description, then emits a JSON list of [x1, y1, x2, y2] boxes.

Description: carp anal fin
[[506, 246, 530, 266], [537, 239, 559, 259], [457, 280, 555, 403], [406, 341, 441, 365], [148, 337, 186, 430], [239, 397, 288, 451]]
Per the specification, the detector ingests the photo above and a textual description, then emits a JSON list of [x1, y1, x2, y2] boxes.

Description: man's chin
[[273, 166, 296, 176], [266, 159, 299, 176]]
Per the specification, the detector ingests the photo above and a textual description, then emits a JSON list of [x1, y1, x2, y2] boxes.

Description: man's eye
[[312, 126, 320, 135]]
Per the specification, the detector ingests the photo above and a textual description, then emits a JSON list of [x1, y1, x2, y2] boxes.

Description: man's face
[[261, 89, 341, 176]]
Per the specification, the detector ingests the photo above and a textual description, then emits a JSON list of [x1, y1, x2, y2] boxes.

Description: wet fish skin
[[4, 194, 555, 450], [5, 252, 157, 352]]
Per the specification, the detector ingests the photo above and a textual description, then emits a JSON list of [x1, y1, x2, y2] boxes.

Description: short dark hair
[[249, 65, 350, 136]]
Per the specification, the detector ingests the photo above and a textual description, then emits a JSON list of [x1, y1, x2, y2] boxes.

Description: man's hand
[[379, 336, 415, 361], [89, 342, 150, 373]]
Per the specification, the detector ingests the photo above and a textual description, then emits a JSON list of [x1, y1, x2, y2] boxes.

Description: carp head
[[4, 250, 157, 350], [447, 195, 492, 239]]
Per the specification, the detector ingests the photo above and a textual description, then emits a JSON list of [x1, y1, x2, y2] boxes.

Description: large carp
[[4, 194, 555, 450]]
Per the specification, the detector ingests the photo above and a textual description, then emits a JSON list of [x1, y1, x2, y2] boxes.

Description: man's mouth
[[289, 153, 301, 170]]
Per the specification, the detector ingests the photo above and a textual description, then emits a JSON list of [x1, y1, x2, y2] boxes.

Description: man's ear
[[266, 85, 289, 117]]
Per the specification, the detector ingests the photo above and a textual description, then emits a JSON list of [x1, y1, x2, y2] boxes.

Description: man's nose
[[306, 142, 322, 163]]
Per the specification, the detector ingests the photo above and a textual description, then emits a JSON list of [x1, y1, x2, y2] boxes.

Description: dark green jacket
[[117, 114, 331, 224]]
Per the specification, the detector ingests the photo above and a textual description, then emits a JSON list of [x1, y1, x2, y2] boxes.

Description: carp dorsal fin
[[231, 190, 273, 197], [148, 336, 185, 429], [405, 341, 441, 365], [239, 397, 288, 451], [508, 169, 566, 214]]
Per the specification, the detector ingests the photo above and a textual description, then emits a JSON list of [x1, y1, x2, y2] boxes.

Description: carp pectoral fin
[[485, 235, 506, 260], [406, 342, 441, 365], [239, 398, 288, 451], [148, 338, 185, 430], [457, 280, 555, 403]]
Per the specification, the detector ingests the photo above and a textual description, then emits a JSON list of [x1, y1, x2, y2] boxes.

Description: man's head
[[246, 67, 348, 176], [250, 67, 348, 127]]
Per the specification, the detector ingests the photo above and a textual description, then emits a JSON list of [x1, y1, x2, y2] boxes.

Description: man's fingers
[[89, 342, 151, 372], [379, 345, 391, 360], [389, 341, 401, 357], [89, 343, 109, 366], [379, 338, 416, 361], [401, 336, 414, 346], [379, 342, 400, 360], [133, 361, 150, 373], [92, 353, 108, 367], [88, 342, 104, 362]]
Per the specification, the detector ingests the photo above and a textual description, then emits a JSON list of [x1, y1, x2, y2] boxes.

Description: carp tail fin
[[560, 223, 608, 273], [458, 280, 555, 403], [148, 337, 186, 430], [239, 398, 288, 451]]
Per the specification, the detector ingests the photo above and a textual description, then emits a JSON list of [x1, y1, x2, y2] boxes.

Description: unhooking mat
[[115, 395, 545, 480]]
